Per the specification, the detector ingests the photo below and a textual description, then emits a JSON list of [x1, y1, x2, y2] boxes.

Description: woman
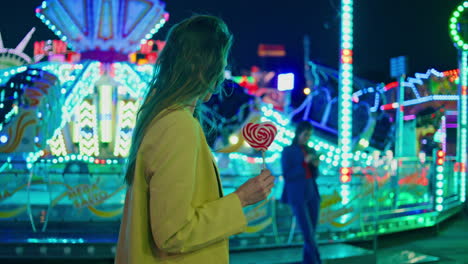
[[115, 15, 275, 264], [281, 121, 321, 264]]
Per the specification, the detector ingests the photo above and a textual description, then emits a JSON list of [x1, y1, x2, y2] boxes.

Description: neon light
[[384, 82, 399, 91], [432, 95, 459, 101], [355, 68, 454, 105], [443, 69, 460, 82], [434, 150, 445, 211], [45, 61, 101, 149], [380, 103, 395, 111], [71, 107, 80, 143], [78, 100, 100, 156], [459, 50, 467, 202], [277, 73, 295, 91], [40, 154, 121, 165], [0, 61, 100, 166], [380, 95, 459, 111], [395, 73, 406, 158], [98, 85, 113, 143], [441, 116, 447, 152], [112, 63, 151, 99], [49, 131, 67, 156], [36, 0, 168, 54], [0, 135, 8, 144], [450, 2, 468, 51], [114, 100, 138, 157], [338, 0, 353, 170], [340, 184, 350, 204]]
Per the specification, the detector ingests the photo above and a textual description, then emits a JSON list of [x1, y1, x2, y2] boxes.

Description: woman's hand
[[234, 169, 274, 207]]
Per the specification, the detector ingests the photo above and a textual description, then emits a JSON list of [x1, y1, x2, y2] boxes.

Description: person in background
[[115, 15, 275, 264], [281, 120, 321, 264]]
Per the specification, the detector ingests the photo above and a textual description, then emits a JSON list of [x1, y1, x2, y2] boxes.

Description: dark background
[[0, 0, 462, 84]]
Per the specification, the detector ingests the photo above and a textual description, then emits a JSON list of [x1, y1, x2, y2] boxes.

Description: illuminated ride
[[0, 0, 466, 259]]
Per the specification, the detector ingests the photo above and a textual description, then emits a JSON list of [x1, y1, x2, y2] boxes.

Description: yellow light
[[71, 107, 80, 143], [78, 101, 100, 156], [49, 131, 67, 156], [99, 85, 113, 143], [340, 175, 350, 183], [303, 87, 311, 95], [114, 100, 138, 157], [229, 135, 239, 145], [358, 138, 369, 148]]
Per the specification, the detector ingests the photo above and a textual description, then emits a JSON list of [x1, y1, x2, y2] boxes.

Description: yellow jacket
[[115, 108, 247, 263]]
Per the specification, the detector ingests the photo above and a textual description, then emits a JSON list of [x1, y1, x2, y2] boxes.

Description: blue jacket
[[280, 144, 319, 204]]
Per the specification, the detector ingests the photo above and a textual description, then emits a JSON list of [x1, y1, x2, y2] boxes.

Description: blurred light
[[340, 174, 351, 183], [229, 135, 239, 145], [358, 138, 369, 147], [0, 135, 8, 144], [437, 150, 445, 158], [340, 167, 350, 174], [277, 73, 294, 91]]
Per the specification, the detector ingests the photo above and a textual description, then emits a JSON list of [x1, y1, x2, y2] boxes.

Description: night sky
[[0, 0, 462, 84]]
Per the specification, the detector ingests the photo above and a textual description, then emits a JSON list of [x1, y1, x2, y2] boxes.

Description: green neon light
[[338, 0, 354, 169], [460, 51, 467, 202], [449, 3, 467, 203], [435, 165, 444, 212], [449, 2, 468, 51], [232, 76, 256, 84], [40, 154, 120, 165]]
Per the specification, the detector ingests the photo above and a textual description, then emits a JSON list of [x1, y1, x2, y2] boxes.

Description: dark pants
[[290, 185, 321, 264]]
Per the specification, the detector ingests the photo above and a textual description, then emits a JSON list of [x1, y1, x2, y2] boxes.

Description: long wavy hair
[[125, 15, 233, 185]]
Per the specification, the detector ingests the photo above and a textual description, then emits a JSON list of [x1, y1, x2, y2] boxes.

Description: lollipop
[[242, 122, 277, 168]]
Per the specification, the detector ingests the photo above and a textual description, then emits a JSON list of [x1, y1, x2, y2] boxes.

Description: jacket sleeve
[[281, 146, 305, 181], [142, 111, 247, 254]]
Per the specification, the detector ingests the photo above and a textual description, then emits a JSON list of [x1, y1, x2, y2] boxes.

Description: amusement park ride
[[0, 0, 466, 260]]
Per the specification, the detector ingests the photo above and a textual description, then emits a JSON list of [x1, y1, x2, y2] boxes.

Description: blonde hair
[[125, 15, 233, 185]]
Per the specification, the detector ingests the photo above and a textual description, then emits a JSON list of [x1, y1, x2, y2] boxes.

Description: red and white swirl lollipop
[[242, 122, 277, 168]]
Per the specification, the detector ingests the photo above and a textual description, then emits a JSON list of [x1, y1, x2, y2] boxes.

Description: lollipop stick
[[262, 151, 266, 170]]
